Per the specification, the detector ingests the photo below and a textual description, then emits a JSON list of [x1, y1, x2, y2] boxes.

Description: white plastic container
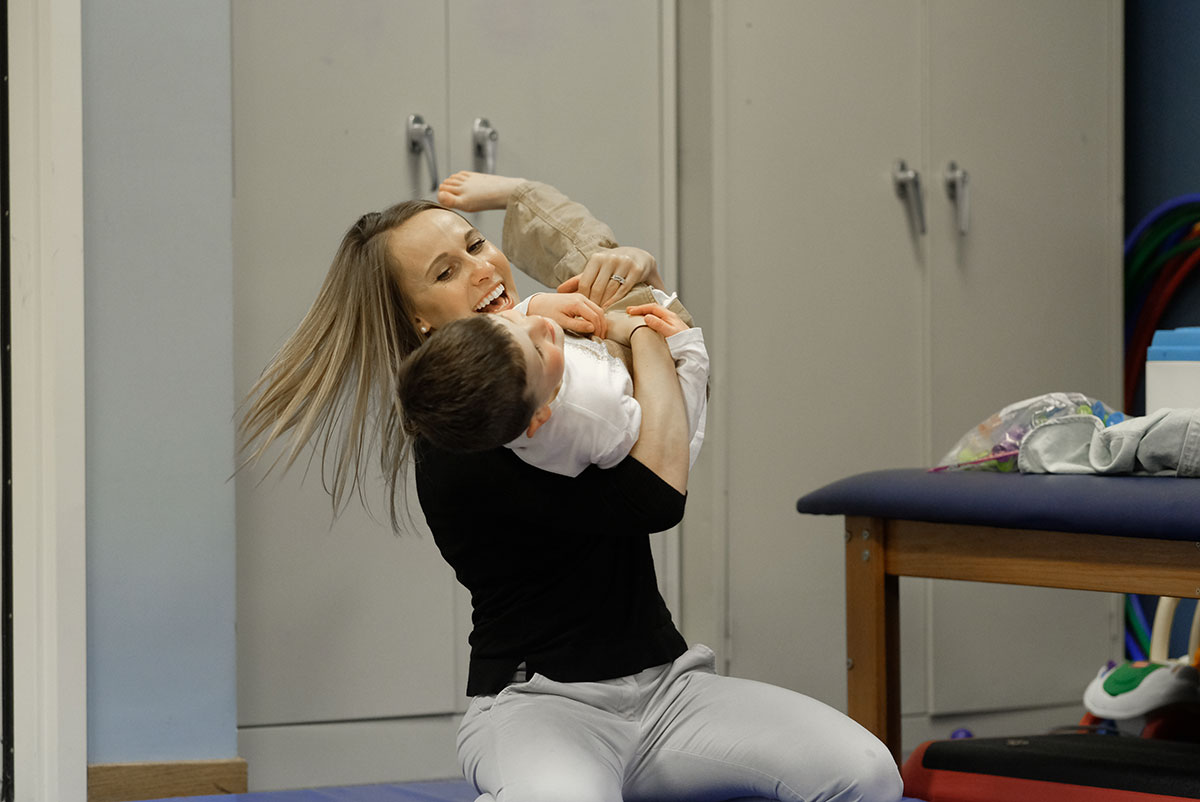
[[1145, 327, 1200, 411]]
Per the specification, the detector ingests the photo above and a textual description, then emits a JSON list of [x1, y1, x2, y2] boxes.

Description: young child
[[398, 302, 708, 478]]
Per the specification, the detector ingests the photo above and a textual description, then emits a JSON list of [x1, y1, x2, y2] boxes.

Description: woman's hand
[[556, 246, 664, 308], [603, 309, 644, 346], [606, 303, 689, 346], [625, 303, 689, 339], [526, 292, 608, 339]]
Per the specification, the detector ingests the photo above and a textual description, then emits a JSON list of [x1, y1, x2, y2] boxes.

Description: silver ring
[[609, 274, 627, 285]]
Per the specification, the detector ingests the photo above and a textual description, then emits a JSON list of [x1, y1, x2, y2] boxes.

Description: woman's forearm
[[628, 326, 689, 493]]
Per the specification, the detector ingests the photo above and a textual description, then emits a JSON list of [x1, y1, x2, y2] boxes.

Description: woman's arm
[[629, 328, 689, 493], [608, 315, 689, 494]]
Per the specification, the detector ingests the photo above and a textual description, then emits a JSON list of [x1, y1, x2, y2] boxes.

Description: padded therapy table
[[796, 468, 1200, 759]]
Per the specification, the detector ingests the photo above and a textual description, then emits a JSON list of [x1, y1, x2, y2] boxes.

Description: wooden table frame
[[844, 514, 1200, 760]]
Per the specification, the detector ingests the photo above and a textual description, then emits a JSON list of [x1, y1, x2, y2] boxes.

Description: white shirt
[[508, 293, 709, 477]]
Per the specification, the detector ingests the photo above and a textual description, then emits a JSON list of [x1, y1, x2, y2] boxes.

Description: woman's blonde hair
[[238, 199, 446, 531]]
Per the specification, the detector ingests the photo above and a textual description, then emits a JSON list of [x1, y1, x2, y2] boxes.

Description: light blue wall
[[82, 1, 237, 762]]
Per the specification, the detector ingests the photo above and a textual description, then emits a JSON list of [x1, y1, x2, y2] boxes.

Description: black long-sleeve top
[[414, 440, 689, 696]]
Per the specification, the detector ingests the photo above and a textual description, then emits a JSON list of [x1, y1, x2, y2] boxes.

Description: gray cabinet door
[[233, 0, 458, 730], [924, 0, 1122, 715], [719, 0, 927, 706], [716, 0, 1121, 726]]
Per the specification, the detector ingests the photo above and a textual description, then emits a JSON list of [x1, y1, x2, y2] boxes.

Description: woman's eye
[[436, 267, 453, 282], [468, 238, 485, 253]]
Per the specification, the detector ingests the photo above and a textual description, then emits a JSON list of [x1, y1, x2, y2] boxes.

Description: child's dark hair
[[397, 314, 537, 452]]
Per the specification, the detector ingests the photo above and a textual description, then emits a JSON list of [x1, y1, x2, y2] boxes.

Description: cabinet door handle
[[473, 118, 499, 174], [407, 114, 439, 191], [893, 159, 926, 235], [944, 161, 970, 235]]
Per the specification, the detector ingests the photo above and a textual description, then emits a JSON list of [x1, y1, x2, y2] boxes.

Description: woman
[[238, 175, 661, 525], [240, 174, 902, 802]]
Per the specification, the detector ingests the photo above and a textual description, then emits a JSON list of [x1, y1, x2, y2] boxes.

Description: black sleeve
[[414, 441, 687, 537]]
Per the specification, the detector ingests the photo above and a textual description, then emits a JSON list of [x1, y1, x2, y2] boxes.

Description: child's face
[[493, 310, 566, 406]]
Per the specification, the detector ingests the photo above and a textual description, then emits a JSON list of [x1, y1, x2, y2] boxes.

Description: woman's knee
[[818, 744, 902, 802], [764, 721, 900, 802], [858, 750, 902, 802], [498, 771, 621, 802]]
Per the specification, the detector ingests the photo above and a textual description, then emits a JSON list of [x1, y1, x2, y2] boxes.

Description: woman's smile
[[475, 282, 512, 313]]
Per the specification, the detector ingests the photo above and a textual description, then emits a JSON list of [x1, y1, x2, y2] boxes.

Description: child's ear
[[525, 405, 553, 438]]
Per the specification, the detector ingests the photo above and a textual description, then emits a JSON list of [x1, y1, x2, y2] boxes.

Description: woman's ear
[[414, 317, 431, 336], [525, 405, 553, 438]]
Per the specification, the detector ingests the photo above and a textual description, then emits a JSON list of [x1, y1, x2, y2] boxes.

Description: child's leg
[[438, 171, 525, 212]]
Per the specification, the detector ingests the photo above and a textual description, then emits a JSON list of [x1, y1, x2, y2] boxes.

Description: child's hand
[[556, 246, 663, 308], [626, 303, 689, 339], [527, 292, 608, 339]]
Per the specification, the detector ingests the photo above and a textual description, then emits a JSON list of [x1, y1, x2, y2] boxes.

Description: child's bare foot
[[437, 171, 525, 212]]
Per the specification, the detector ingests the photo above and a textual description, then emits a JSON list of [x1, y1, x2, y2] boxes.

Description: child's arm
[[438, 172, 665, 305], [501, 181, 663, 304], [502, 180, 617, 286], [665, 328, 708, 467]]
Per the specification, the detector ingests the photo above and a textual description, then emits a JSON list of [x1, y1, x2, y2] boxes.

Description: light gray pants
[[457, 644, 902, 802]]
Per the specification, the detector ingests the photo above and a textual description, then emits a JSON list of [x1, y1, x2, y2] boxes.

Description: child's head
[[398, 310, 565, 452]]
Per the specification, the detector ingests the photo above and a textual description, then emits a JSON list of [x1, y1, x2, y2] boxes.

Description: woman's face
[[387, 208, 518, 333]]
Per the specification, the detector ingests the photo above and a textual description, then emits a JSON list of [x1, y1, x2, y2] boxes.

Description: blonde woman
[[240, 174, 901, 802]]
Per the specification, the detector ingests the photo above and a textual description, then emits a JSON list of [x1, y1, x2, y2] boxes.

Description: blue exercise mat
[[142, 779, 926, 801], [142, 779, 479, 802]]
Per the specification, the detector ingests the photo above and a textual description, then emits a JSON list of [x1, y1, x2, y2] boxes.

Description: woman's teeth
[[475, 285, 505, 312]]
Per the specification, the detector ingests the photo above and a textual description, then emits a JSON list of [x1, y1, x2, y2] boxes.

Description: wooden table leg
[[845, 516, 901, 760]]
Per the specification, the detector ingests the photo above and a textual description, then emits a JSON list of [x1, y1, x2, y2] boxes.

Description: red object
[[902, 737, 1200, 802]]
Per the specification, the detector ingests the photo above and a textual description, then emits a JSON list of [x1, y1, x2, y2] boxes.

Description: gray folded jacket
[[1018, 408, 1200, 477]]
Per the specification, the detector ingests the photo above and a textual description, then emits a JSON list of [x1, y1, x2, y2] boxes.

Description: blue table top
[[796, 469, 1200, 540]]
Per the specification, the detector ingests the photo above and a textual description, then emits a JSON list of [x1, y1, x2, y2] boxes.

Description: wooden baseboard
[[88, 758, 248, 801]]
